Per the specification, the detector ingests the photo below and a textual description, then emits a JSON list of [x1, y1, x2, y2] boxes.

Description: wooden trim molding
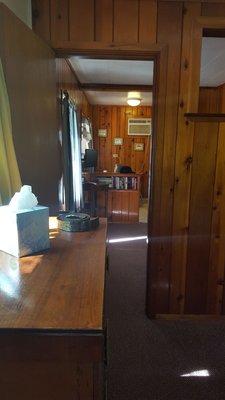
[[185, 113, 225, 122], [79, 83, 153, 92], [54, 41, 165, 59]]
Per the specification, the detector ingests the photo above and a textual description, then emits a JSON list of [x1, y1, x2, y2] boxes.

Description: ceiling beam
[[79, 83, 153, 92]]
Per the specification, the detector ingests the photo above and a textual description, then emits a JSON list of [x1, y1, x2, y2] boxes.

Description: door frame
[[55, 41, 169, 316]]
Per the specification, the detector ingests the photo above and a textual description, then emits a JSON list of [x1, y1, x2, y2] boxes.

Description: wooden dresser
[[0, 218, 107, 400]]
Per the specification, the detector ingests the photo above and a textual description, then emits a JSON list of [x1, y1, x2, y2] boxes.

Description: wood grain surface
[[0, 219, 107, 331]]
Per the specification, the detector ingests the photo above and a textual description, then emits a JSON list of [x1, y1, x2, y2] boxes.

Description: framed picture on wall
[[134, 143, 144, 151], [114, 137, 123, 146], [98, 129, 107, 137]]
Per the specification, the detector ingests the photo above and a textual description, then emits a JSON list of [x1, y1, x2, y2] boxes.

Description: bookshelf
[[92, 173, 141, 222]]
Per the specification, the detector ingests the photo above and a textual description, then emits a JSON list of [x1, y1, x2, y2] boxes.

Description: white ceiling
[[85, 91, 152, 106], [69, 38, 225, 105], [69, 58, 154, 85], [69, 58, 153, 105], [200, 37, 225, 87]]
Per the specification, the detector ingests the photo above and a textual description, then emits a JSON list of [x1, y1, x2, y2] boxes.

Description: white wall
[[0, 0, 32, 27]]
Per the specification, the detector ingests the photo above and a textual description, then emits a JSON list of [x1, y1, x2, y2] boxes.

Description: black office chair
[[83, 181, 98, 217], [83, 181, 108, 217], [116, 165, 134, 174]]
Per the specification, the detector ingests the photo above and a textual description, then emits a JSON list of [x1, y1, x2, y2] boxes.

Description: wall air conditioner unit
[[128, 118, 152, 136]]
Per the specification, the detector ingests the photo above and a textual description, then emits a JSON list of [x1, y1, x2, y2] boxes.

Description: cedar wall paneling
[[32, 0, 158, 45], [169, 2, 202, 315], [32, 0, 225, 316], [56, 59, 92, 118], [92, 105, 152, 197], [0, 4, 60, 213], [149, 2, 183, 314]]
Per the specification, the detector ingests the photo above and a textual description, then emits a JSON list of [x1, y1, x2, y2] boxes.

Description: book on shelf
[[96, 175, 138, 190]]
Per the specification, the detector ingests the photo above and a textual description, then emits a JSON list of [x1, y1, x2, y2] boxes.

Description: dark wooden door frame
[[55, 42, 169, 318]]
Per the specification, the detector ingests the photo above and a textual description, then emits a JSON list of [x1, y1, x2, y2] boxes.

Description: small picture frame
[[134, 143, 144, 151], [114, 137, 123, 146], [98, 129, 107, 137]]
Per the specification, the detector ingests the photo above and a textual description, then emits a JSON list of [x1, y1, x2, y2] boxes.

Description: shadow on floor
[[106, 222, 225, 400]]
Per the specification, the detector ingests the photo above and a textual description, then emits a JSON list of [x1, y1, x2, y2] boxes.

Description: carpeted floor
[[106, 223, 225, 400]]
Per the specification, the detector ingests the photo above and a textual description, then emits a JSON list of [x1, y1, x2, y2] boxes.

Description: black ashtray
[[57, 212, 99, 232]]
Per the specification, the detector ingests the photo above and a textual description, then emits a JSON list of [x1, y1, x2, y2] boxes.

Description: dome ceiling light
[[127, 91, 142, 107]]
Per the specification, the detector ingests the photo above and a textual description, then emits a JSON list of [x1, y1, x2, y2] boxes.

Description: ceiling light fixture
[[127, 91, 142, 107]]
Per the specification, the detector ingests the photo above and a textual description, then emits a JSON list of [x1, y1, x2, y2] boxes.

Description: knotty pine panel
[[32, 0, 51, 41], [95, 0, 113, 41], [50, 0, 70, 42], [199, 87, 221, 113], [56, 59, 92, 118], [69, 0, 95, 42], [214, 84, 225, 315], [139, 0, 157, 43], [32, 0, 158, 45], [113, 0, 139, 43], [185, 122, 219, 314], [201, 3, 225, 17], [30, 0, 225, 316], [208, 122, 225, 315], [92, 105, 152, 198], [149, 1, 183, 314], [169, 2, 202, 315]]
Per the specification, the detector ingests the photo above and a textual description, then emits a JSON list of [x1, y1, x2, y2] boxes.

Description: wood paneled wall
[[56, 59, 92, 119], [92, 105, 151, 197], [32, 0, 157, 45], [32, 0, 225, 316], [0, 4, 60, 213], [180, 85, 225, 314]]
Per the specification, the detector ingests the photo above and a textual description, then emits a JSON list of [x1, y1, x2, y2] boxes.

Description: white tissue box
[[0, 206, 50, 257]]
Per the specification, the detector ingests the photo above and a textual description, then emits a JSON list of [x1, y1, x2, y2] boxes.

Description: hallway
[[106, 223, 225, 400]]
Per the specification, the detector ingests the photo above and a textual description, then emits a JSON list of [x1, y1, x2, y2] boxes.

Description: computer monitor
[[83, 149, 98, 168]]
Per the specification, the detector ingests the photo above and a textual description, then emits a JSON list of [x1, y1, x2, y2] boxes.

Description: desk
[[0, 218, 107, 400], [92, 173, 141, 222]]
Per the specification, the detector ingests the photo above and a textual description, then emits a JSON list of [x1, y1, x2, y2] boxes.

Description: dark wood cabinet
[[0, 219, 107, 399]]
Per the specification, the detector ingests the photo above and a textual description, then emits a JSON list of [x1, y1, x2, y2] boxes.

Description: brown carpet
[[106, 223, 225, 400]]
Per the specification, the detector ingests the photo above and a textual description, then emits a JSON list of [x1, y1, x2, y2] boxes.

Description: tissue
[[9, 185, 38, 211], [0, 186, 49, 257]]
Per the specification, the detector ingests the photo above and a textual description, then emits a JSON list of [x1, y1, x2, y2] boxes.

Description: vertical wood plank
[[50, 0, 69, 43], [95, 0, 113, 41], [169, 2, 202, 314], [201, 3, 225, 17], [105, 106, 112, 172], [208, 122, 225, 314], [32, 0, 51, 41], [149, 1, 183, 314], [207, 85, 225, 315], [111, 106, 118, 171], [92, 106, 100, 168], [139, 0, 157, 43], [199, 87, 221, 113], [98, 107, 107, 171], [146, 44, 168, 317], [185, 122, 219, 314], [69, 0, 95, 42], [113, 0, 139, 43]]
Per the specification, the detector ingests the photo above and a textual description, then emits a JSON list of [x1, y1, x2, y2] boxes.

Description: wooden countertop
[[0, 218, 107, 332]]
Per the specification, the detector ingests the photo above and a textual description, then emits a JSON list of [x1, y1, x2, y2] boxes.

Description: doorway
[[67, 55, 155, 226]]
